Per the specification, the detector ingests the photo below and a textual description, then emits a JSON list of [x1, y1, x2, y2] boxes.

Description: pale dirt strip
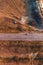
[[0, 33, 43, 41]]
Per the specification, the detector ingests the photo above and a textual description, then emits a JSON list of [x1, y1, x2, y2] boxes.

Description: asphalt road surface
[[0, 33, 43, 41]]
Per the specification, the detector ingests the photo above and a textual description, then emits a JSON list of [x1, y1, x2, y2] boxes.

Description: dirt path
[[0, 32, 43, 41]]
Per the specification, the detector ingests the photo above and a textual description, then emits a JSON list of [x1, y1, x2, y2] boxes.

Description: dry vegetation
[[0, 17, 37, 33], [0, 0, 27, 33], [0, 41, 43, 65]]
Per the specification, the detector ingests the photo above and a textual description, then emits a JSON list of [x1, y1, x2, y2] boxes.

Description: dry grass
[[0, 41, 43, 65]]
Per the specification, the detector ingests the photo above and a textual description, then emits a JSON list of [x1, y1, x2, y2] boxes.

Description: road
[[0, 32, 43, 41]]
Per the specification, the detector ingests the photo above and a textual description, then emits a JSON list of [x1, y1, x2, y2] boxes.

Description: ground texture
[[0, 41, 43, 65]]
